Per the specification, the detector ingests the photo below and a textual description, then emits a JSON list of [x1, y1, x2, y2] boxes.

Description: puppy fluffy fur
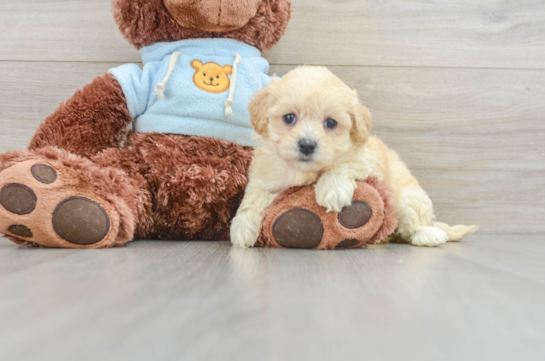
[[231, 66, 477, 248]]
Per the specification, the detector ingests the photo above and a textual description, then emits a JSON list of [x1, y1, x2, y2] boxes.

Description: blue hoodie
[[108, 38, 272, 147]]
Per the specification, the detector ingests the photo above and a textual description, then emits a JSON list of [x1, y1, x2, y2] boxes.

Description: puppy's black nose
[[298, 139, 317, 156], [210, 78, 214, 82]]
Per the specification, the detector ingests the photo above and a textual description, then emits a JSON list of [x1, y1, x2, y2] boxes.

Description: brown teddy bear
[[0, 0, 397, 249]]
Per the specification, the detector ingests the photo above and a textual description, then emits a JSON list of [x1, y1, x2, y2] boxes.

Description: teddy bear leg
[[0, 146, 147, 248], [256, 177, 398, 250]]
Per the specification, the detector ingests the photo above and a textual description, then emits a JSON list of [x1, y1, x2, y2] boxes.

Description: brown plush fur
[[109, 133, 254, 240], [365, 176, 398, 243], [112, 0, 292, 51], [164, 0, 263, 33], [256, 177, 398, 250], [28, 73, 131, 159]]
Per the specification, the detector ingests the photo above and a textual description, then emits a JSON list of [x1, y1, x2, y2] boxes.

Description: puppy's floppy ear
[[350, 103, 373, 144], [249, 79, 276, 136]]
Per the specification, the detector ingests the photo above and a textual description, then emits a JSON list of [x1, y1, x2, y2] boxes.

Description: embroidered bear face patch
[[191, 60, 233, 93]]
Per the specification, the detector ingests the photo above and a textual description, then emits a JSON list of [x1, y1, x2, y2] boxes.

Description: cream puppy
[[231, 66, 476, 248]]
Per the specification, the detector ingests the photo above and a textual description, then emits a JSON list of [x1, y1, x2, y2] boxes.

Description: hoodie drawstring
[[224, 53, 241, 117], [156, 51, 183, 99]]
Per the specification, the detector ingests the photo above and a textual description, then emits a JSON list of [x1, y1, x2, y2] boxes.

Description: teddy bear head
[[112, 0, 292, 52]]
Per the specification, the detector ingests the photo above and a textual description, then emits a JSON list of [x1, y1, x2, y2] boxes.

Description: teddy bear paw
[[0, 157, 122, 248], [256, 177, 398, 250]]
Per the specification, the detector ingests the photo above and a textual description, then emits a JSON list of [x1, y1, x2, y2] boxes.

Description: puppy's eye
[[203, 73, 206, 76], [216, 76, 220, 79], [324, 118, 338, 129], [283, 114, 297, 125]]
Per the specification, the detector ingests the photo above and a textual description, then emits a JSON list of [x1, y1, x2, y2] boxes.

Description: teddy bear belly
[[121, 132, 253, 240]]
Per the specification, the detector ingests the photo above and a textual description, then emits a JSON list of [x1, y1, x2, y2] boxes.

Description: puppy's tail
[[433, 222, 478, 242]]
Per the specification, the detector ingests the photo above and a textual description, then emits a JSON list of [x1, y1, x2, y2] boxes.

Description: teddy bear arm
[[28, 73, 132, 159]]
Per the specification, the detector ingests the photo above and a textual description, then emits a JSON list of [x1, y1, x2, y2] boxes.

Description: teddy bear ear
[[223, 65, 233, 76], [191, 59, 203, 71]]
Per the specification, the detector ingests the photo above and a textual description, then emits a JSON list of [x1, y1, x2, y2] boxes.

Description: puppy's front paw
[[410, 227, 449, 247], [230, 214, 259, 248], [315, 177, 355, 213]]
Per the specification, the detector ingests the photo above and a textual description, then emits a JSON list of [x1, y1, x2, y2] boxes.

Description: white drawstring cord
[[224, 53, 241, 117], [155, 51, 183, 99]]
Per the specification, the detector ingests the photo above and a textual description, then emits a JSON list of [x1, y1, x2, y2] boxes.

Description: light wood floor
[[1, 0, 544, 359], [0, 235, 544, 360]]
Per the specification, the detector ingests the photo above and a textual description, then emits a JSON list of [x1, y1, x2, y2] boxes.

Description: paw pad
[[31, 164, 57, 184], [0, 183, 37, 215], [335, 239, 359, 249], [8, 225, 33, 238], [272, 208, 324, 248], [52, 197, 110, 245], [338, 201, 372, 229]]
